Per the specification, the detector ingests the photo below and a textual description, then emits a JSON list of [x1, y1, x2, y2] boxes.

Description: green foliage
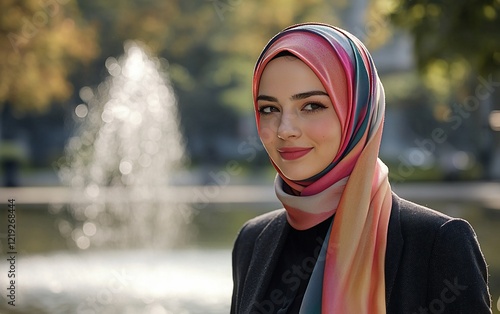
[[385, 0, 500, 97], [0, 0, 98, 112]]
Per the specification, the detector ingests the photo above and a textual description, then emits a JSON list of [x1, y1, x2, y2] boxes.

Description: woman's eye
[[303, 103, 326, 111], [258, 106, 278, 114]]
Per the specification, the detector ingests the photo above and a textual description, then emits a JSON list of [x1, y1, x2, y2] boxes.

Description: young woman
[[231, 23, 491, 313]]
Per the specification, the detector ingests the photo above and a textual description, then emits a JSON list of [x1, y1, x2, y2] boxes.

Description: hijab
[[253, 23, 392, 313]]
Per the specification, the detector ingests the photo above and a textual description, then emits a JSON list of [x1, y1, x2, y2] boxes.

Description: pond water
[[1, 196, 499, 313], [0, 201, 260, 314], [0, 248, 231, 314]]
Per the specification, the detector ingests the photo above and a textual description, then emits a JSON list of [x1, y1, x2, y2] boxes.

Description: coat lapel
[[240, 210, 289, 313], [385, 193, 404, 306]]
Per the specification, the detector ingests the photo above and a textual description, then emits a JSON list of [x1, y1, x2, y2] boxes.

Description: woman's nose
[[277, 112, 301, 140]]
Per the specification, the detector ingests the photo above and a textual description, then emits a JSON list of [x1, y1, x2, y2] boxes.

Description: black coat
[[231, 193, 491, 313]]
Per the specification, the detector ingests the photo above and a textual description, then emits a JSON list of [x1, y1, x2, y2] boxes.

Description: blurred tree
[[0, 0, 98, 113], [377, 0, 500, 179], [384, 0, 500, 98]]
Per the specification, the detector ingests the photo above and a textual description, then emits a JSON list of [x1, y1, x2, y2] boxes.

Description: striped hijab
[[253, 23, 392, 313]]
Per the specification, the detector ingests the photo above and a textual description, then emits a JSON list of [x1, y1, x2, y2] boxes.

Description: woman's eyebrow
[[257, 91, 328, 102], [291, 90, 328, 100], [256, 95, 278, 102]]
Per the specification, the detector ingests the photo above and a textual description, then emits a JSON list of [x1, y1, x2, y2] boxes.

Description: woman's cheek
[[305, 121, 329, 142], [258, 118, 278, 143]]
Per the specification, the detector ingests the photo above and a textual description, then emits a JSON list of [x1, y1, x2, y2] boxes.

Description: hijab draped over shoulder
[[253, 23, 392, 313]]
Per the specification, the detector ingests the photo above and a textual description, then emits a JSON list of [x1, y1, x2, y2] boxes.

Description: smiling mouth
[[277, 147, 313, 160]]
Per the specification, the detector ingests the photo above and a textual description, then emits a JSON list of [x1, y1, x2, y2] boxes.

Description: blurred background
[[0, 0, 499, 313]]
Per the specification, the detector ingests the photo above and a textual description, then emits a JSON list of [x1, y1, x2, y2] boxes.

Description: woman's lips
[[278, 147, 313, 160]]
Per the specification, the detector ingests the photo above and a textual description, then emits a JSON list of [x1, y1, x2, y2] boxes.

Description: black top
[[262, 216, 333, 313]]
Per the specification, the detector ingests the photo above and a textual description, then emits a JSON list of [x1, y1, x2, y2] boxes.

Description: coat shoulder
[[387, 193, 491, 312], [392, 193, 454, 235], [235, 208, 286, 243]]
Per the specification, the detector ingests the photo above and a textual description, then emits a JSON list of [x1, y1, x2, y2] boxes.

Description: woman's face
[[257, 56, 341, 181]]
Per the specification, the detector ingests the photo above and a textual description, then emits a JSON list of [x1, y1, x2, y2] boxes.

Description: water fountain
[[0, 42, 233, 314], [57, 41, 191, 250]]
